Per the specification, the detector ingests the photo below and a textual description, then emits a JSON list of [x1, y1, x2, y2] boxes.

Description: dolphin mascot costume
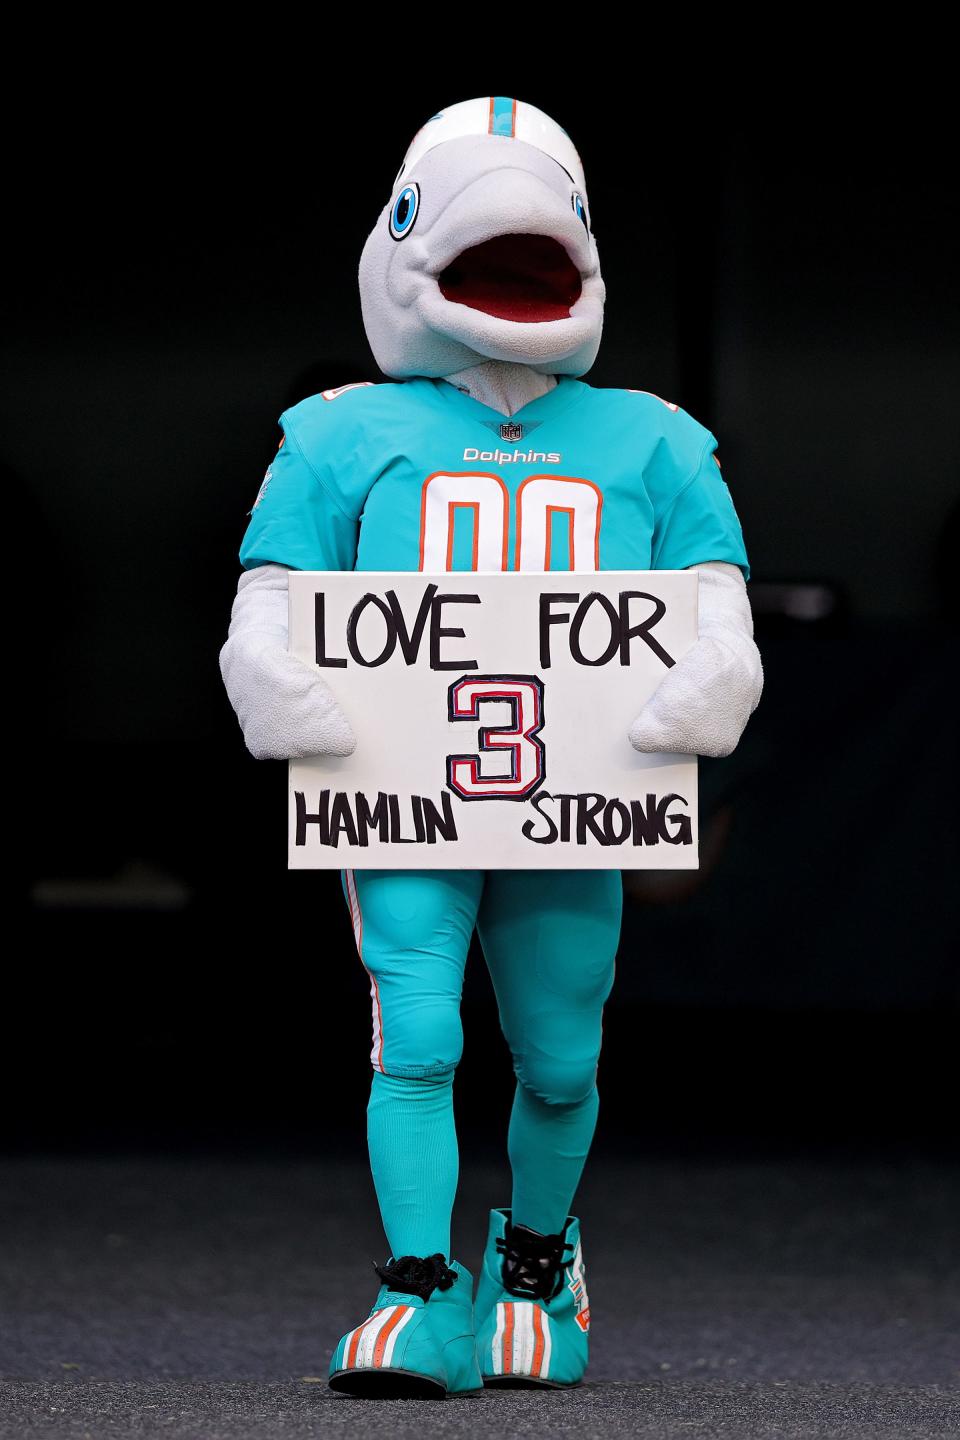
[[220, 97, 763, 1396]]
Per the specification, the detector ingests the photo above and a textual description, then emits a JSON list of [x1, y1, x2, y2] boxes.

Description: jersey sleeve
[[238, 388, 376, 572], [650, 424, 751, 582]]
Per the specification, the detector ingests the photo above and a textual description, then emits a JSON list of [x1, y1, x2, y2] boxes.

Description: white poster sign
[[288, 571, 698, 870]]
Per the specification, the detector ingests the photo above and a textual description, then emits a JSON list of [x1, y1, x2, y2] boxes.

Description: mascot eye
[[389, 183, 420, 241], [572, 192, 589, 232]]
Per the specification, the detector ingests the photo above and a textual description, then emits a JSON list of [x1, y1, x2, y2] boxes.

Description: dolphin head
[[358, 97, 605, 379]]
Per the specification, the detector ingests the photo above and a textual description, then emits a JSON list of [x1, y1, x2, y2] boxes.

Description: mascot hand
[[219, 563, 357, 761], [628, 561, 763, 758]]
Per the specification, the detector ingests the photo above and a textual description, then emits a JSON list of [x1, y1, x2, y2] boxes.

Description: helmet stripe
[[488, 96, 517, 138]]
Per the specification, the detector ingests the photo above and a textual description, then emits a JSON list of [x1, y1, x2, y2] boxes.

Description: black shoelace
[[372, 1252, 457, 1301], [495, 1218, 574, 1302]]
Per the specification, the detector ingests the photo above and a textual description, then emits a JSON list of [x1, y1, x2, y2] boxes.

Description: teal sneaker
[[328, 1252, 483, 1399], [473, 1208, 591, 1387]]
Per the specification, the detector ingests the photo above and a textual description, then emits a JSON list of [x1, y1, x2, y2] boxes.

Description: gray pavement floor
[[0, 1151, 957, 1438]]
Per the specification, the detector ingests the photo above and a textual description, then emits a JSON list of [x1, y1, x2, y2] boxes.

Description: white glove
[[219, 563, 357, 761], [628, 561, 763, 758]]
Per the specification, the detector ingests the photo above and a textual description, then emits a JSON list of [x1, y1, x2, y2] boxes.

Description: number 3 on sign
[[428, 472, 594, 802], [446, 675, 546, 801]]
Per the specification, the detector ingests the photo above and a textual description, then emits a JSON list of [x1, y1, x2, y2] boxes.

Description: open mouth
[[437, 233, 582, 323]]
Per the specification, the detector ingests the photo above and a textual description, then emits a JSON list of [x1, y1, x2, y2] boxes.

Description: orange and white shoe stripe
[[342, 1304, 415, 1369], [343, 869, 385, 1072], [490, 1301, 552, 1379]]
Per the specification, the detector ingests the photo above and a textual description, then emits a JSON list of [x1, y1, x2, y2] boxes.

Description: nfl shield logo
[[500, 422, 524, 442]]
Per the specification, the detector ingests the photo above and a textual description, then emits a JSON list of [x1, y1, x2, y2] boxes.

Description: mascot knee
[[516, 1053, 599, 1108], [373, 1004, 464, 1081]]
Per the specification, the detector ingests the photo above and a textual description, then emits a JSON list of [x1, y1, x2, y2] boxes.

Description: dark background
[[4, 77, 957, 1159]]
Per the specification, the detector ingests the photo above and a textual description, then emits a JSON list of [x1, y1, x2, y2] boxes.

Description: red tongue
[[438, 233, 581, 322]]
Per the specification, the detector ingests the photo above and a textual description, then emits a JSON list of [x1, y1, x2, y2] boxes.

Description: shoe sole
[[483, 1374, 578, 1390], [329, 1367, 447, 1399]]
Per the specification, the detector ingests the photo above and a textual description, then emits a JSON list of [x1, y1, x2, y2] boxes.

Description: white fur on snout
[[422, 166, 595, 278], [414, 165, 602, 368]]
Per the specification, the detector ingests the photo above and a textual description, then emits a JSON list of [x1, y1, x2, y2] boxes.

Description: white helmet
[[394, 96, 590, 201]]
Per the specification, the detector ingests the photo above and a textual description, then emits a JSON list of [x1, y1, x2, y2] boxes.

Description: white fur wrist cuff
[[628, 561, 763, 758], [219, 563, 357, 761]]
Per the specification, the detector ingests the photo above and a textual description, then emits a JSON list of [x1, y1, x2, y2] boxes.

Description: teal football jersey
[[238, 376, 750, 580]]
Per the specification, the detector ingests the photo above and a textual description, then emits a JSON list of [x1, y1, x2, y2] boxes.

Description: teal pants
[[340, 868, 621, 1261]]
